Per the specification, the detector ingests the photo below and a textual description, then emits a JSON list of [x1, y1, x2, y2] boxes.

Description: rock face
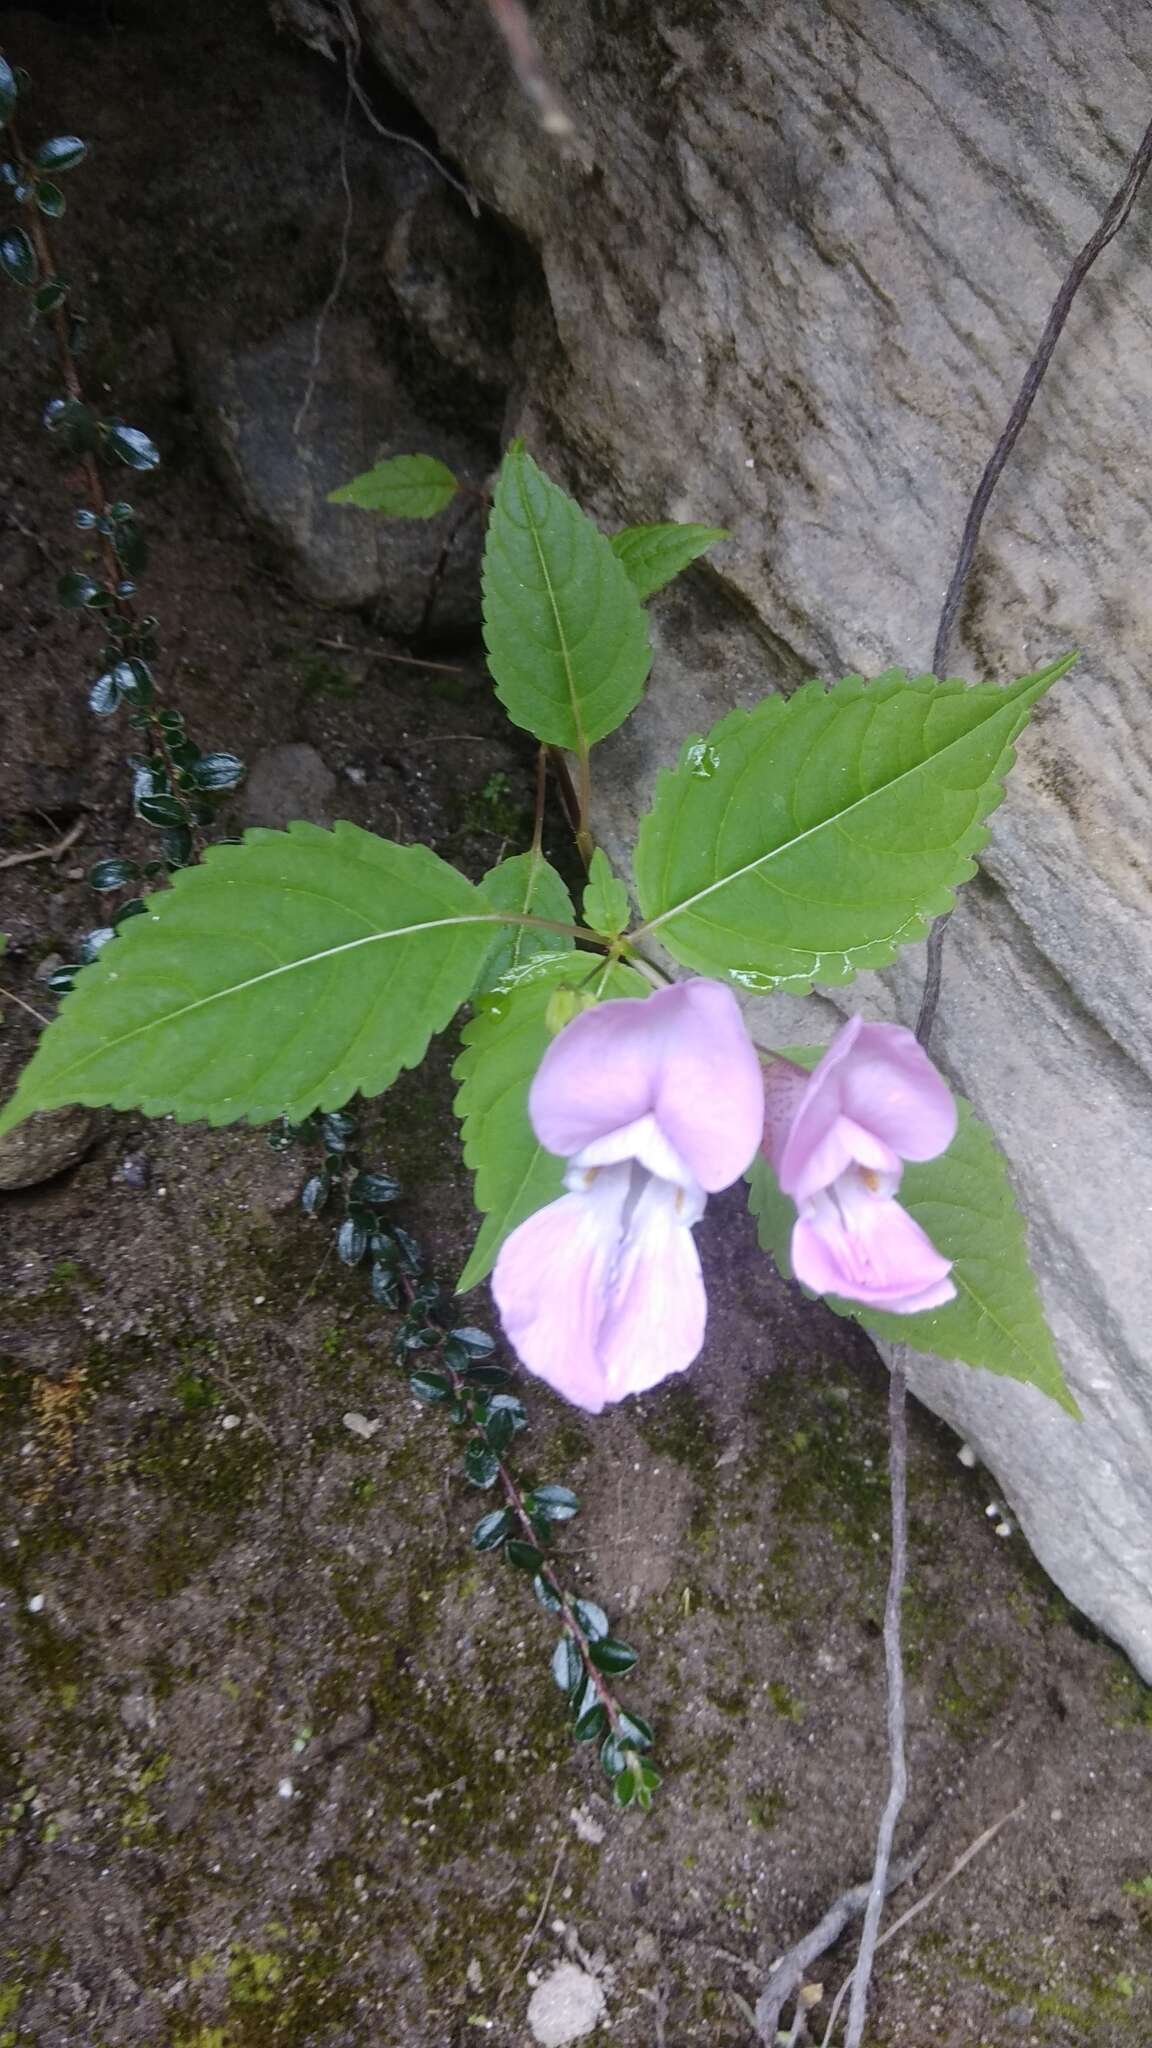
[[190, 312, 489, 630], [355, 0, 1152, 1675]]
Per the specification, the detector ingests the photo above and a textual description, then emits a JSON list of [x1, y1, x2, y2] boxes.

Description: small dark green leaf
[[599, 1733, 629, 1779], [35, 180, 65, 219], [79, 926, 116, 962], [0, 56, 16, 126], [461, 1364, 513, 1392], [114, 520, 148, 575], [612, 1769, 637, 1809], [161, 825, 193, 868], [300, 1172, 330, 1217], [46, 967, 76, 996], [392, 1228, 424, 1274], [337, 1217, 369, 1266], [115, 658, 154, 705], [534, 1573, 562, 1612], [88, 857, 140, 891], [59, 569, 102, 608], [34, 279, 67, 314], [349, 1170, 400, 1207], [589, 1637, 638, 1676], [573, 1691, 608, 1743], [524, 1484, 579, 1522], [472, 1508, 511, 1551], [464, 1441, 500, 1489], [193, 751, 245, 792], [34, 135, 87, 172], [114, 898, 147, 925], [450, 1326, 496, 1358], [89, 672, 122, 716], [506, 1538, 544, 1574], [551, 1634, 582, 1693], [0, 227, 36, 286], [572, 1599, 609, 1642], [484, 1394, 526, 1453], [410, 1369, 453, 1404], [369, 1261, 402, 1308], [615, 1710, 654, 1750], [106, 422, 160, 471], [319, 1109, 358, 1152], [137, 794, 188, 828]]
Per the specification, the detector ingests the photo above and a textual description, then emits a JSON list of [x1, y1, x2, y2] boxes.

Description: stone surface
[[0, 1104, 103, 1191], [527, 1963, 607, 2046], [244, 742, 338, 830], [359, 0, 1152, 1672], [189, 312, 489, 630]]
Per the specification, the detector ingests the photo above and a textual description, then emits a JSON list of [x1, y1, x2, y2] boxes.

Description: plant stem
[[7, 111, 196, 839], [842, 1350, 909, 2048]]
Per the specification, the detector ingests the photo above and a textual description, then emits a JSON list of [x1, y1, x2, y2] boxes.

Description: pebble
[[343, 1411, 382, 1440], [527, 1963, 606, 2046]]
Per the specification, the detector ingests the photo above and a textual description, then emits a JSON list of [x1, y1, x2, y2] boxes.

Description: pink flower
[[762, 1016, 957, 1315], [493, 980, 764, 1412]]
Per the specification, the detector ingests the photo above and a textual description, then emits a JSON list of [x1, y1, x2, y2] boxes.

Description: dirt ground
[[3, 5, 1152, 2046]]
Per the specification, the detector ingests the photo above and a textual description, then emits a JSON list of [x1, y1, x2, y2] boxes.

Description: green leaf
[[610, 520, 726, 600], [0, 822, 507, 1137], [454, 953, 649, 1291], [89, 858, 140, 892], [192, 751, 245, 792], [327, 453, 459, 517], [589, 1636, 638, 1675], [0, 226, 35, 286], [747, 1085, 1077, 1415], [0, 55, 17, 126], [476, 851, 574, 989], [472, 1508, 511, 1550], [506, 1538, 545, 1573], [581, 848, 630, 938], [34, 279, 68, 314], [481, 442, 652, 748], [572, 1598, 609, 1642], [106, 423, 160, 472], [524, 1483, 579, 1522], [634, 659, 1075, 993], [410, 1370, 454, 1404], [34, 136, 88, 172], [552, 1633, 582, 1693], [35, 180, 65, 219], [464, 1440, 500, 1489]]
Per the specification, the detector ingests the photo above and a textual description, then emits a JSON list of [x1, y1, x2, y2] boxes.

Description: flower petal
[[529, 980, 764, 1192], [492, 1166, 631, 1413], [791, 1182, 955, 1312], [777, 1015, 956, 1200], [597, 1176, 708, 1399]]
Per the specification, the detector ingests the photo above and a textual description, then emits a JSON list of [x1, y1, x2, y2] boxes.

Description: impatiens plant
[[0, 430, 1078, 1834], [0, 439, 1076, 1420]]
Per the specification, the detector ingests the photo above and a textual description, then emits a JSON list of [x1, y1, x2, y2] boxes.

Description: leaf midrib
[[520, 465, 586, 755], [639, 684, 1032, 936], [28, 914, 504, 1091]]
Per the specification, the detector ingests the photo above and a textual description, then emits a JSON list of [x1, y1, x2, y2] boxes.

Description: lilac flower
[[762, 1016, 958, 1315], [493, 980, 764, 1413]]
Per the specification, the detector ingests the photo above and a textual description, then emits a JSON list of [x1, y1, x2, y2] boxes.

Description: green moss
[[935, 1644, 1018, 1739], [746, 1368, 889, 1556], [766, 1680, 805, 1722]]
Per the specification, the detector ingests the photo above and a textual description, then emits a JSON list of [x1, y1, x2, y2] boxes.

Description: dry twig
[[0, 815, 86, 871]]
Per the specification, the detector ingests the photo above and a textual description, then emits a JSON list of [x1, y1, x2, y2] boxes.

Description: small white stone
[[527, 1962, 607, 2046], [253, 1295, 266, 1306], [570, 1806, 605, 1846], [995, 1521, 1013, 1538], [277, 1778, 294, 1800], [957, 1442, 977, 1468], [221, 1413, 242, 1432], [343, 1411, 381, 1440], [27, 1593, 45, 1614], [985, 1501, 1001, 1518]]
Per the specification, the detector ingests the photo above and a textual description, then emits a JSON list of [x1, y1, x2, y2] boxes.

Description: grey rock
[[0, 1104, 103, 1191], [359, 0, 1152, 1675], [190, 313, 488, 630], [244, 743, 338, 830]]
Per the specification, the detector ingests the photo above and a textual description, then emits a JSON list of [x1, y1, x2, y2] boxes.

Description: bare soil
[[3, 6, 1152, 2045]]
